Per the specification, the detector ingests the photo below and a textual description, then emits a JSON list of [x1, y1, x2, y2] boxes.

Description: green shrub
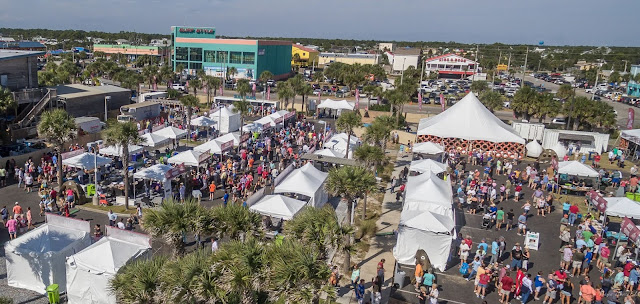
[[357, 219, 377, 239], [369, 104, 390, 112]]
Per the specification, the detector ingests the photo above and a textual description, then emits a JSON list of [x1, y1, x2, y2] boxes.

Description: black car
[[422, 97, 431, 104]]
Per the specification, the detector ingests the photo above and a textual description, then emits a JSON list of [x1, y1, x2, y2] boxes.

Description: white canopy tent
[[249, 195, 307, 220], [558, 161, 599, 178], [323, 133, 360, 159], [412, 142, 445, 155], [133, 164, 173, 182], [209, 107, 241, 134], [274, 163, 329, 208], [66, 229, 151, 304], [403, 172, 453, 217], [194, 139, 223, 154], [152, 126, 187, 139], [392, 210, 454, 271], [409, 159, 447, 175], [191, 116, 217, 127], [604, 197, 640, 219], [317, 98, 355, 111], [552, 143, 567, 159], [254, 116, 276, 127], [526, 140, 544, 158], [140, 133, 171, 148], [216, 132, 241, 146], [314, 148, 344, 158], [417, 92, 525, 145], [167, 150, 206, 167], [621, 129, 640, 146], [5, 214, 92, 294], [62, 152, 113, 170], [99, 145, 144, 157]]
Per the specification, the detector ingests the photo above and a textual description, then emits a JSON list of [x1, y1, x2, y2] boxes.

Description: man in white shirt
[[211, 238, 219, 252], [116, 219, 125, 230]]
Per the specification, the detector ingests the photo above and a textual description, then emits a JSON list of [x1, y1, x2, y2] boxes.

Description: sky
[[1, 0, 638, 46]]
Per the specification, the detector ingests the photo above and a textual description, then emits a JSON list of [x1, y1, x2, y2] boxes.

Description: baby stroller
[[481, 213, 492, 229]]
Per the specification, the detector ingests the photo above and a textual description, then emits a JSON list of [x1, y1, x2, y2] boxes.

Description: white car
[[551, 117, 566, 125], [172, 83, 186, 91]]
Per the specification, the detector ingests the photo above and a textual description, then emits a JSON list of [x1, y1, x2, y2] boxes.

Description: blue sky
[[1, 0, 637, 46]]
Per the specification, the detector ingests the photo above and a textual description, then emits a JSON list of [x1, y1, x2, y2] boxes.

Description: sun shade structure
[[191, 116, 217, 127], [403, 172, 453, 217], [557, 161, 599, 178], [526, 140, 543, 158], [140, 132, 171, 147], [152, 126, 187, 139], [167, 150, 206, 167], [323, 133, 360, 159], [409, 159, 447, 175], [98, 145, 143, 157], [412, 142, 445, 155], [393, 210, 454, 271], [62, 152, 113, 170], [417, 92, 525, 157], [317, 98, 355, 111], [604, 197, 640, 219], [133, 164, 174, 182], [552, 143, 567, 159], [249, 195, 307, 220], [314, 148, 344, 158], [5, 214, 92, 294], [66, 228, 151, 304], [274, 163, 329, 208], [209, 107, 241, 133]]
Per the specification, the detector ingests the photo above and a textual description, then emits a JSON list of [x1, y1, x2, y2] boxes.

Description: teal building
[[171, 26, 292, 80]]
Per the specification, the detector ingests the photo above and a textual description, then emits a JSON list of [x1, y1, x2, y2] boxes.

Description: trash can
[[393, 270, 406, 288], [46, 284, 60, 304]]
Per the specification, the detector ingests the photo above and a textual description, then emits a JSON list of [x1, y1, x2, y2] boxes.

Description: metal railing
[[15, 88, 56, 128]]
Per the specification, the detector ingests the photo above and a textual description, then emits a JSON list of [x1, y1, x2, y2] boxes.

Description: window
[[229, 52, 242, 64], [303, 52, 306, 56], [217, 51, 228, 63], [189, 47, 202, 61], [189, 62, 202, 70], [204, 50, 216, 62], [175, 47, 188, 61], [242, 52, 255, 64]]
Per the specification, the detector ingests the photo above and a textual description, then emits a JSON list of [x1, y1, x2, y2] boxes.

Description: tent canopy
[[167, 150, 205, 167], [152, 126, 187, 139], [317, 98, 355, 111], [249, 195, 307, 220], [274, 163, 328, 208], [209, 107, 241, 133], [133, 164, 173, 182], [558, 161, 599, 178], [99, 145, 143, 157], [140, 133, 170, 147], [194, 139, 223, 154], [403, 172, 453, 217], [605, 197, 640, 219], [526, 140, 543, 158], [417, 92, 525, 144], [62, 153, 112, 170], [400, 210, 454, 234], [412, 142, 445, 155], [314, 148, 344, 158], [621, 129, 640, 146], [393, 211, 453, 270], [216, 132, 240, 146], [323, 133, 360, 157], [552, 143, 567, 159], [191, 116, 217, 127], [409, 159, 447, 175]]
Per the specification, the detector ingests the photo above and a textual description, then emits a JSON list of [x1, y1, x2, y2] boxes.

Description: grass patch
[[81, 203, 137, 215], [356, 219, 377, 240], [353, 241, 371, 260]]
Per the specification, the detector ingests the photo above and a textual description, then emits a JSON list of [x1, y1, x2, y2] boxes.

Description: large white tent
[[403, 172, 453, 217], [216, 132, 241, 146], [393, 210, 454, 271], [152, 126, 187, 139], [274, 163, 329, 208], [62, 152, 113, 170], [604, 197, 640, 219], [317, 99, 355, 111], [621, 129, 640, 146], [314, 148, 344, 158], [249, 195, 307, 220], [194, 139, 223, 154], [412, 142, 445, 155], [140, 133, 170, 147], [99, 145, 143, 157], [552, 143, 567, 159], [5, 214, 91, 294], [323, 133, 360, 159], [209, 107, 241, 134], [558, 161, 599, 178], [167, 150, 206, 167], [526, 140, 544, 158], [133, 164, 173, 182], [191, 116, 217, 127], [417, 92, 525, 144], [409, 159, 447, 175], [66, 229, 151, 304]]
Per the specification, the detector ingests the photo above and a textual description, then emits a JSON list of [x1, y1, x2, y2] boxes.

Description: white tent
[[274, 163, 329, 208], [604, 197, 640, 219], [552, 143, 567, 159], [133, 164, 173, 182], [66, 229, 151, 304], [140, 133, 170, 147], [526, 140, 543, 158], [167, 150, 206, 167], [317, 99, 355, 111], [393, 210, 454, 271], [412, 142, 445, 155], [5, 214, 91, 294], [403, 172, 453, 217], [254, 116, 276, 127], [558, 161, 599, 178], [191, 116, 217, 127], [249, 195, 307, 220], [621, 129, 640, 146], [417, 92, 525, 144], [323, 133, 360, 159], [409, 159, 447, 175], [99, 145, 143, 157], [152, 126, 187, 139], [194, 139, 223, 154], [209, 107, 241, 133], [216, 132, 241, 146], [314, 148, 344, 158], [62, 152, 113, 170], [242, 123, 262, 133]]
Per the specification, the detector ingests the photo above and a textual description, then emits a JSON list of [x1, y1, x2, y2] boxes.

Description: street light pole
[[104, 96, 111, 121]]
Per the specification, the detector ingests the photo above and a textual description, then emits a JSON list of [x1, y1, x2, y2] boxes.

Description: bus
[[213, 96, 278, 109]]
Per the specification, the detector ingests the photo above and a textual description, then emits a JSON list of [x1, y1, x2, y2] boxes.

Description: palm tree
[[109, 256, 167, 304], [211, 204, 262, 241], [511, 86, 538, 121], [479, 90, 503, 113], [159, 249, 213, 303], [159, 64, 174, 89], [37, 109, 76, 187], [236, 79, 251, 100], [354, 144, 386, 170], [204, 75, 221, 106], [190, 77, 202, 97], [212, 237, 265, 304], [277, 81, 295, 109], [298, 83, 313, 113], [227, 67, 238, 80], [142, 65, 158, 89], [335, 111, 362, 159], [103, 122, 143, 210], [534, 93, 561, 123], [258, 70, 273, 86], [556, 84, 575, 101], [288, 75, 304, 109], [143, 198, 200, 256], [364, 115, 394, 149], [471, 80, 489, 93], [176, 63, 185, 74], [0, 87, 17, 118], [325, 165, 377, 271], [180, 95, 199, 142], [312, 71, 324, 83], [285, 206, 347, 260]]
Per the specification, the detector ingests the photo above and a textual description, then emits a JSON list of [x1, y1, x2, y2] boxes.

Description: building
[[423, 53, 478, 78], [54, 84, 131, 118], [628, 65, 640, 97], [171, 26, 292, 80], [0, 41, 46, 51], [150, 38, 172, 47], [318, 53, 379, 66], [385, 48, 420, 74], [291, 44, 319, 68], [378, 42, 396, 52], [92, 44, 164, 61], [115, 39, 129, 45], [574, 60, 601, 71], [0, 50, 44, 90]]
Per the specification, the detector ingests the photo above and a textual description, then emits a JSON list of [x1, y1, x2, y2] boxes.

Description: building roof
[[424, 53, 477, 64], [319, 52, 377, 59], [293, 44, 318, 53], [55, 84, 130, 99], [393, 48, 421, 56], [0, 41, 45, 49], [93, 44, 159, 50], [0, 50, 45, 61]]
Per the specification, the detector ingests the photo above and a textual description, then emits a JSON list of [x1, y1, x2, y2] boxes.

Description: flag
[[440, 93, 445, 112], [267, 86, 271, 100], [252, 82, 256, 96], [355, 88, 360, 109], [418, 91, 422, 110], [204, 85, 207, 94], [153, 75, 157, 90], [185, 80, 189, 90], [628, 108, 635, 130]]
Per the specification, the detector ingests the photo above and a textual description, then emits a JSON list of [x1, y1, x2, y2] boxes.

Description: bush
[[357, 219, 377, 239], [369, 104, 390, 112]]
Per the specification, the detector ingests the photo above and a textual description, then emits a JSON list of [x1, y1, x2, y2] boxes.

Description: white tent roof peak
[[317, 99, 355, 110], [604, 197, 640, 219], [412, 142, 444, 154], [152, 126, 187, 139], [249, 195, 307, 220], [557, 161, 599, 177], [409, 159, 447, 174], [400, 210, 454, 233], [167, 150, 205, 167], [133, 164, 173, 182], [191, 116, 217, 127], [526, 140, 543, 158], [62, 153, 112, 170], [417, 92, 524, 144], [99, 144, 143, 157], [140, 133, 170, 147], [69, 237, 149, 274]]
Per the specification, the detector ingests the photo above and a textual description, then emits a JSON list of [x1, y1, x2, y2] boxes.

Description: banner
[[61, 149, 86, 160], [198, 149, 211, 163], [220, 140, 234, 152], [418, 91, 422, 110], [241, 133, 250, 143], [621, 217, 640, 245], [628, 108, 635, 130], [355, 88, 360, 109], [164, 164, 186, 180], [266, 86, 271, 100], [284, 111, 296, 120], [252, 83, 256, 97], [274, 116, 284, 124], [586, 190, 607, 213], [440, 93, 445, 112]]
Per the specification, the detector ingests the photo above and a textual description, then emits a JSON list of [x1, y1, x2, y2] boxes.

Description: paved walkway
[[336, 149, 408, 303]]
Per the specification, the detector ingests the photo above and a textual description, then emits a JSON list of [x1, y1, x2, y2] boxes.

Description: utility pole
[[591, 57, 603, 101], [522, 47, 529, 83], [498, 50, 502, 65], [474, 45, 479, 81], [400, 57, 406, 85], [419, 54, 425, 84], [507, 53, 512, 74]]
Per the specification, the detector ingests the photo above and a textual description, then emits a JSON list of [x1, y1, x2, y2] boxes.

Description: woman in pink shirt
[[5, 215, 18, 240], [26, 207, 33, 229]]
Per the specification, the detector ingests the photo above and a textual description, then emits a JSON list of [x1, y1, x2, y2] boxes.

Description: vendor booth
[[152, 126, 188, 140], [392, 210, 454, 271], [409, 159, 447, 175], [620, 129, 640, 160], [167, 150, 208, 167], [403, 172, 453, 217], [557, 161, 599, 194], [5, 214, 92, 293], [209, 107, 241, 134], [412, 142, 445, 156], [98, 145, 144, 158], [62, 152, 113, 170], [604, 197, 640, 219], [274, 163, 329, 208], [542, 129, 609, 155], [140, 133, 171, 148], [314, 148, 344, 158], [249, 195, 307, 220], [66, 228, 151, 304], [323, 133, 360, 159]]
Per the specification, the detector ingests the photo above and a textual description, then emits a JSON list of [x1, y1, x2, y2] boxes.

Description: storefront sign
[[220, 140, 234, 152], [198, 149, 211, 163], [179, 28, 214, 34], [587, 190, 608, 213], [621, 217, 640, 245], [164, 164, 186, 180]]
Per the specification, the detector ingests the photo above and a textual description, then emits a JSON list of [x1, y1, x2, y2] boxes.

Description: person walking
[[355, 279, 366, 304], [108, 210, 117, 226], [500, 271, 514, 304], [351, 265, 361, 291], [521, 273, 533, 304], [414, 261, 423, 291], [5, 215, 18, 240]]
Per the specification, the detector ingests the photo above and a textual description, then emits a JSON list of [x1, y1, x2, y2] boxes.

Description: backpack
[[459, 262, 469, 275]]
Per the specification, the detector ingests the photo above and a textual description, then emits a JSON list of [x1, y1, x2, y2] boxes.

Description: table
[[114, 196, 137, 206], [560, 185, 590, 195]]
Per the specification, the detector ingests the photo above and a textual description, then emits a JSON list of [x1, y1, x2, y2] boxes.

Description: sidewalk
[[336, 149, 408, 303]]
